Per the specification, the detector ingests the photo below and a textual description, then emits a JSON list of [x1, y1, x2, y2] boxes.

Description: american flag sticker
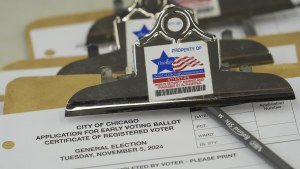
[[172, 56, 204, 72], [144, 41, 214, 102]]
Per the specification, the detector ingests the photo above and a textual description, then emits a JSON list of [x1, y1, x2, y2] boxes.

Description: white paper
[[268, 44, 299, 64], [292, 0, 300, 5], [175, 0, 221, 19], [30, 22, 93, 58], [0, 67, 61, 95], [206, 7, 300, 39], [1, 77, 300, 169], [254, 7, 300, 36], [29, 7, 300, 61]]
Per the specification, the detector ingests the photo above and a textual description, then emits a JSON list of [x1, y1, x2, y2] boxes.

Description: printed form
[[1, 78, 300, 169]]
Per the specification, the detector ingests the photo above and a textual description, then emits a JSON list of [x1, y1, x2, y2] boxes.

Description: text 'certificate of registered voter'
[[1, 77, 300, 169]]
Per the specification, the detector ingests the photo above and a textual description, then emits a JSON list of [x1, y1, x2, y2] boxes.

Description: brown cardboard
[[3, 75, 100, 114], [2, 57, 84, 70]]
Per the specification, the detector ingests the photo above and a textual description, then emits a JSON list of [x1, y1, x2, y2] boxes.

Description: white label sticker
[[144, 41, 213, 102], [175, 0, 221, 19], [125, 19, 156, 73]]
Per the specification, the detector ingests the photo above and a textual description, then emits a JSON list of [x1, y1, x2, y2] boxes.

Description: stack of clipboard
[[1, 0, 300, 169]]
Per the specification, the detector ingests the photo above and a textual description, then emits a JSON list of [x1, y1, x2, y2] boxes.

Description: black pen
[[203, 107, 294, 169]]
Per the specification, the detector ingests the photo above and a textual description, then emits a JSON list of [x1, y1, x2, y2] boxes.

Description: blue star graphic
[[133, 25, 150, 40], [152, 51, 176, 73]]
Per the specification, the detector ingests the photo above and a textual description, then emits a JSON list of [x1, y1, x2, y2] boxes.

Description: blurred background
[[1, 0, 300, 68], [0, 0, 134, 68]]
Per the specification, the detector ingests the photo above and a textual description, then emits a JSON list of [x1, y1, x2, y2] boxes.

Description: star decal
[[133, 25, 150, 40], [152, 51, 176, 73]]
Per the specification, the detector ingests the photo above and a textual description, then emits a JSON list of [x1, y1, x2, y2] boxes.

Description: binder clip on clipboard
[[59, 0, 173, 75], [85, 0, 173, 58], [65, 7, 294, 116], [86, 0, 179, 52], [58, 0, 273, 76], [86, 0, 296, 47], [66, 7, 295, 169]]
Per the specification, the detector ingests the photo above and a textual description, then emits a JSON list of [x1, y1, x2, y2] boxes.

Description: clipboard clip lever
[[58, 2, 273, 76], [64, 7, 295, 117]]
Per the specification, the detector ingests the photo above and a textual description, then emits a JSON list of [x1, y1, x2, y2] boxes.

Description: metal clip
[[86, 0, 295, 48], [86, 0, 173, 56], [65, 7, 294, 117], [58, 3, 273, 76], [66, 6, 295, 169]]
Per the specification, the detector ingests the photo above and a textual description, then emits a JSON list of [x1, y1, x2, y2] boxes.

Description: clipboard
[[4, 64, 299, 115], [26, 9, 113, 59], [3, 32, 300, 114], [249, 32, 300, 78], [0, 97, 3, 114], [3, 75, 100, 114], [1, 96, 4, 114], [2, 57, 84, 70]]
